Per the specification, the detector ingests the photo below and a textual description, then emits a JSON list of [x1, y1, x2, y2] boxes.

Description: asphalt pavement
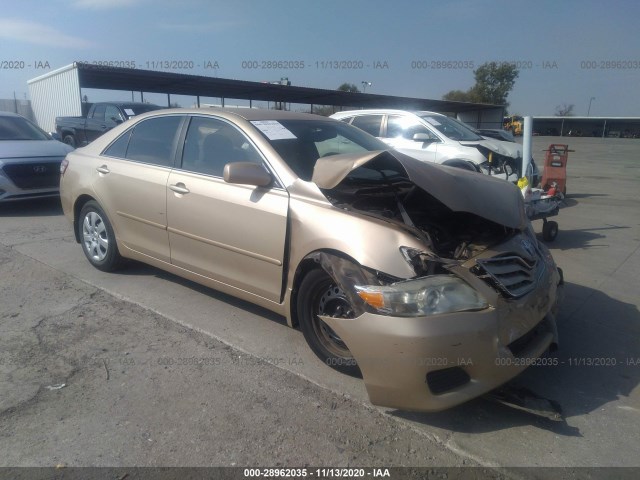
[[0, 136, 638, 473]]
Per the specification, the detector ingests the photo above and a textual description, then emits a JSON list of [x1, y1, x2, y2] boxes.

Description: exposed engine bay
[[321, 155, 520, 265]]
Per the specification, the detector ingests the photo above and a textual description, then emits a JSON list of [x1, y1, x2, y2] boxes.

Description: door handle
[[169, 183, 190, 194], [96, 165, 110, 174], [100, 125, 107, 129]]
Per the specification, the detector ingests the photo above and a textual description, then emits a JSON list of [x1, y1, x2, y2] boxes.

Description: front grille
[[2, 161, 61, 189], [426, 367, 471, 395], [473, 255, 540, 298]]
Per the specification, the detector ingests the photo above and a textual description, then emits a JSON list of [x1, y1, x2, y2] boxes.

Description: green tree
[[337, 83, 360, 93], [442, 62, 519, 107], [555, 103, 574, 116], [442, 89, 480, 103]]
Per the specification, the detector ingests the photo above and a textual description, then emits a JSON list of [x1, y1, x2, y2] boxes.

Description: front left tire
[[297, 269, 361, 377], [78, 200, 123, 272]]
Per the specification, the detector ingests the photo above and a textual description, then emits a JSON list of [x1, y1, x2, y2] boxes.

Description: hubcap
[[82, 211, 108, 262], [313, 283, 354, 358]]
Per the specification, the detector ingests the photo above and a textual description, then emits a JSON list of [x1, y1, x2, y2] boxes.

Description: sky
[[1, 0, 639, 116]]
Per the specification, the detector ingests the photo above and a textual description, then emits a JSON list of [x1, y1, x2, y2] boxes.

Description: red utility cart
[[540, 144, 573, 195]]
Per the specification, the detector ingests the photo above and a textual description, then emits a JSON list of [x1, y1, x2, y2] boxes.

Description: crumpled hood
[[313, 150, 527, 230], [0, 140, 74, 159], [460, 139, 520, 159]]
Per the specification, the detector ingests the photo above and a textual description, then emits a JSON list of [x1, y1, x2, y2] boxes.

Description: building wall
[[28, 64, 82, 132], [457, 107, 505, 129]]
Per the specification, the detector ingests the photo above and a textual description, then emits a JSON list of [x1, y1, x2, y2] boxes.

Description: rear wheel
[[63, 134, 76, 148], [297, 269, 361, 377], [78, 200, 124, 271]]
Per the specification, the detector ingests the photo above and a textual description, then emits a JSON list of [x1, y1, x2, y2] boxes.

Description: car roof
[[332, 109, 445, 117], [137, 107, 332, 122], [213, 108, 329, 121], [95, 102, 158, 107]]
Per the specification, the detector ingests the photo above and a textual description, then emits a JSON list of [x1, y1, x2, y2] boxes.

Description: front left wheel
[[78, 200, 124, 272], [297, 269, 361, 377]]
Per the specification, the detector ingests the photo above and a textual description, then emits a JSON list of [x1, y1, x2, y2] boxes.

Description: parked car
[[0, 111, 74, 202], [476, 128, 516, 143], [55, 102, 163, 148], [60, 108, 562, 412], [473, 127, 541, 187], [331, 109, 521, 181]]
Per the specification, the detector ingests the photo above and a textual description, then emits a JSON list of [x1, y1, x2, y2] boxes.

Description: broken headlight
[[355, 275, 488, 317]]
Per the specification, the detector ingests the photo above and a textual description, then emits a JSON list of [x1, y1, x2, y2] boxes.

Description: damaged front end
[[303, 150, 563, 411]]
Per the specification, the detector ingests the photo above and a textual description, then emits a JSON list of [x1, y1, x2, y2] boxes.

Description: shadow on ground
[[112, 260, 289, 327], [0, 197, 63, 217]]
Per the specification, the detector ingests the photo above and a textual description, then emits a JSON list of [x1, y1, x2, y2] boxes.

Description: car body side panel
[[90, 157, 172, 262], [166, 170, 289, 302]]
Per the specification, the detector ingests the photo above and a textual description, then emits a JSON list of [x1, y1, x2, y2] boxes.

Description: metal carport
[[28, 62, 504, 131]]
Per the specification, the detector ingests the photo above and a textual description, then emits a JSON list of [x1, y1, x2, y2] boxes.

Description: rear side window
[[103, 130, 132, 158], [125, 116, 183, 167], [103, 116, 182, 166], [350, 115, 383, 137]]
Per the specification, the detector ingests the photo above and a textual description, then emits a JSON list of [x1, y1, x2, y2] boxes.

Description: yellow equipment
[[503, 115, 524, 136]]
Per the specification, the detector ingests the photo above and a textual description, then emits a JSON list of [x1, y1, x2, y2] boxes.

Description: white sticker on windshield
[[124, 108, 136, 116], [250, 120, 297, 140], [423, 117, 441, 126]]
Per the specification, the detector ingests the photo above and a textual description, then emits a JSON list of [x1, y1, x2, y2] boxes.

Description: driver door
[[166, 116, 289, 302]]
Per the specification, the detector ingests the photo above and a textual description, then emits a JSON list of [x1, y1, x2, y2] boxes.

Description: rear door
[[166, 115, 289, 302], [93, 114, 185, 262]]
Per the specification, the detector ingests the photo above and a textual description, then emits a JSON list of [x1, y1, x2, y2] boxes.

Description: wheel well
[[442, 159, 479, 172], [289, 250, 359, 328], [72, 194, 96, 242]]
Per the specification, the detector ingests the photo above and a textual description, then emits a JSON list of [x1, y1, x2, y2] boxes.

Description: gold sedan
[[60, 108, 562, 411]]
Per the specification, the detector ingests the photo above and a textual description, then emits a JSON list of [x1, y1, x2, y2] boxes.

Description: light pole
[[587, 97, 595, 116], [361, 81, 371, 93]]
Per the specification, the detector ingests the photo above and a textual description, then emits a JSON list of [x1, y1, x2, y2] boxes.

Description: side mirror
[[224, 162, 272, 187], [110, 117, 123, 124], [49, 132, 62, 141], [412, 133, 434, 142]]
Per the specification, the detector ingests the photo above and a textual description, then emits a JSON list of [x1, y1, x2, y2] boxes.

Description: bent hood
[[312, 150, 527, 230], [460, 138, 520, 159]]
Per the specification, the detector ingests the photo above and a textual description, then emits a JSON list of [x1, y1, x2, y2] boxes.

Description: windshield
[[251, 119, 390, 180], [0, 115, 50, 141], [418, 114, 483, 141]]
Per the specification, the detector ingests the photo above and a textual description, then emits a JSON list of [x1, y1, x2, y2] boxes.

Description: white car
[[331, 109, 520, 181]]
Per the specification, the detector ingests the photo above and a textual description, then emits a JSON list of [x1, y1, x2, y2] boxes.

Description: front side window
[[105, 105, 124, 124], [387, 115, 437, 140], [418, 114, 483, 141], [123, 116, 183, 167], [181, 116, 263, 177]]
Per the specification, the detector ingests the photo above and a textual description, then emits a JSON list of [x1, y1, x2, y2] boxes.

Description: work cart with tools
[[522, 144, 572, 242]]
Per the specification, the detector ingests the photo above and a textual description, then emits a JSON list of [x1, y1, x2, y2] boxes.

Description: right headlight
[[355, 275, 488, 317]]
